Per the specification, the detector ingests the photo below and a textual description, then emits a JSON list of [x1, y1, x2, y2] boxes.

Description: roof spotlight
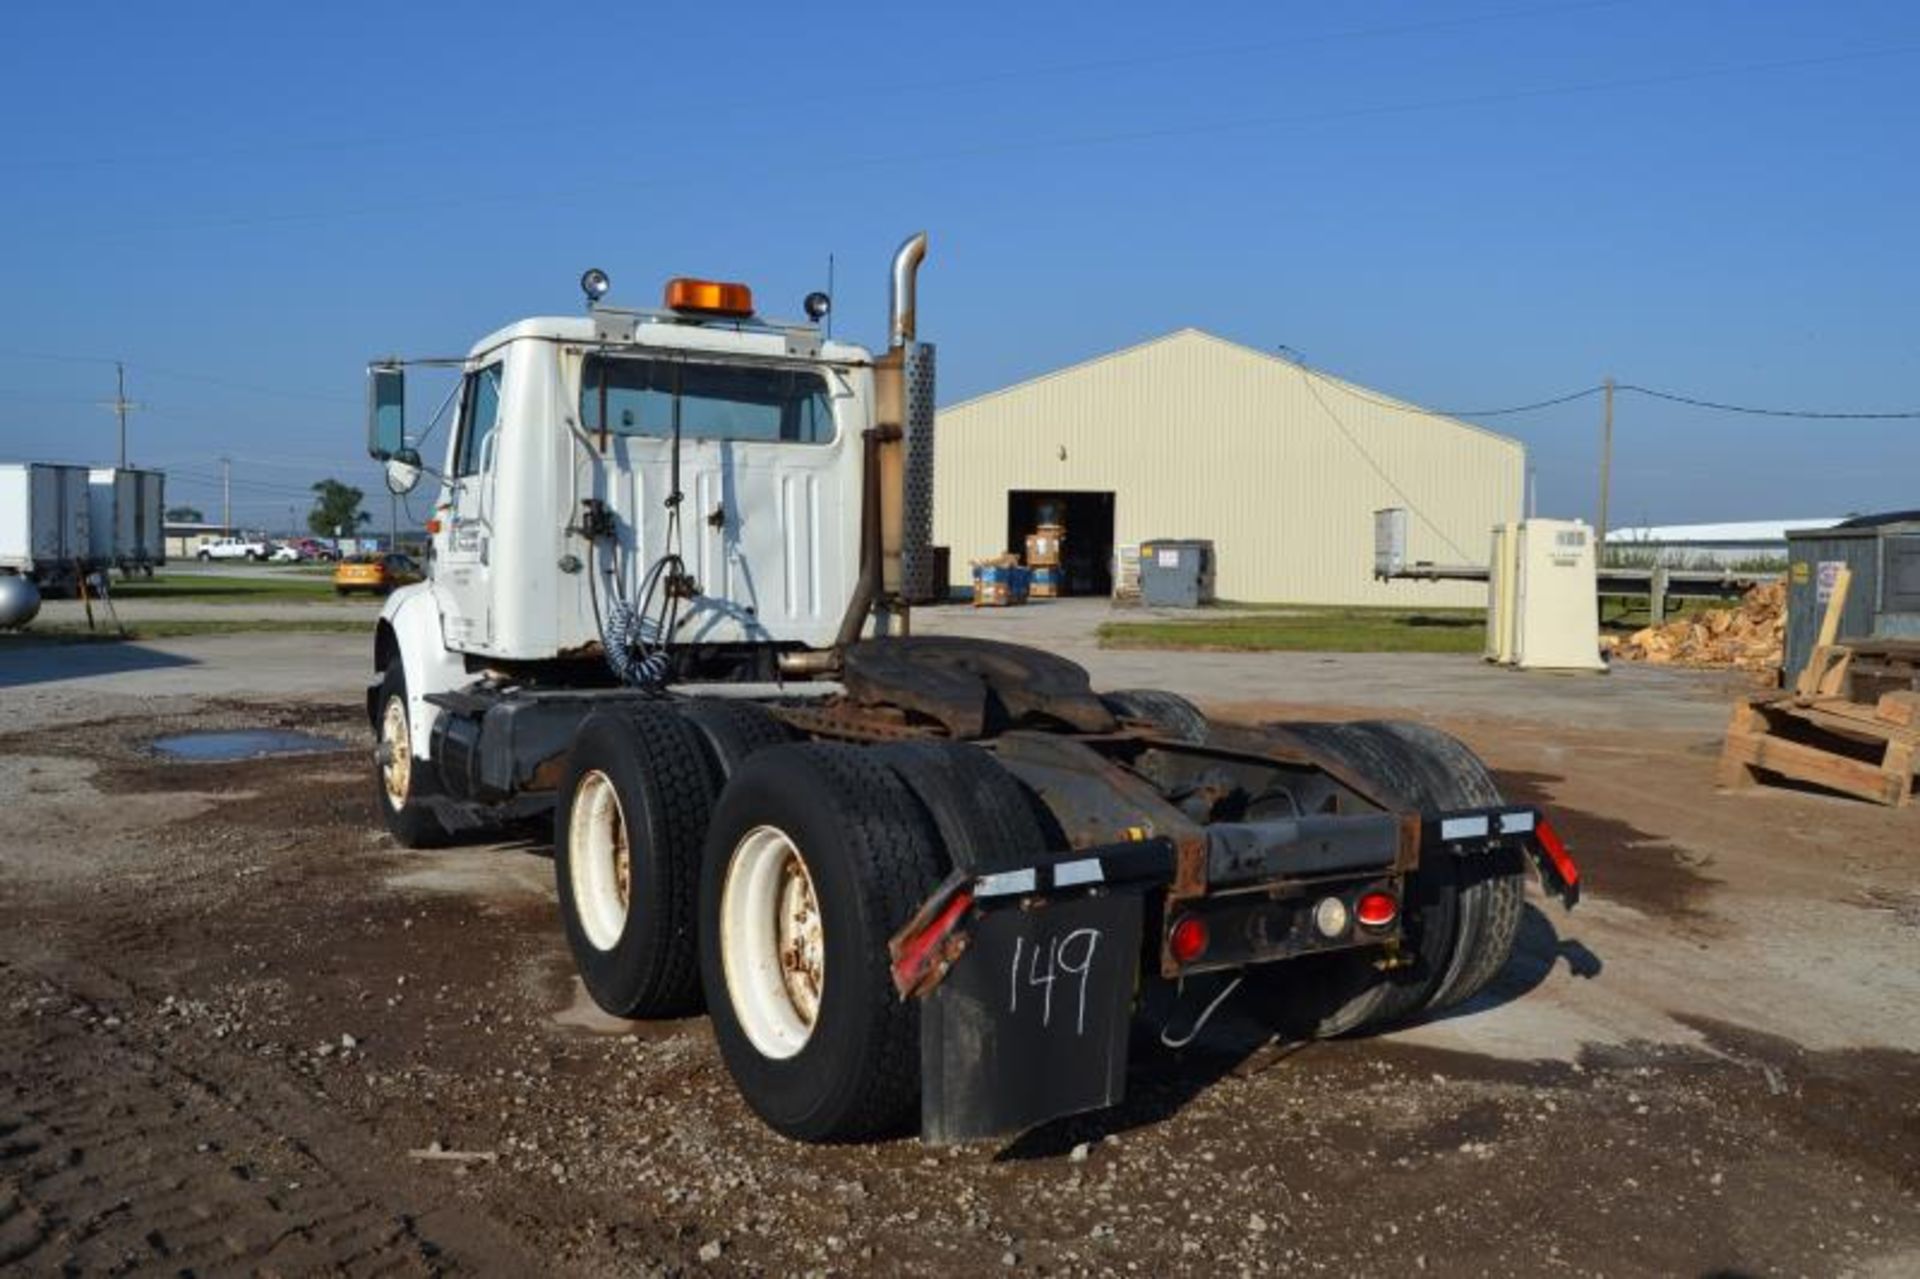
[[580, 268, 611, 304], [803, 291, 832, 322]]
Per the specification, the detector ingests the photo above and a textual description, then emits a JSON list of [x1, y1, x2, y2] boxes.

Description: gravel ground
[[1, 634, 1917, 1276]]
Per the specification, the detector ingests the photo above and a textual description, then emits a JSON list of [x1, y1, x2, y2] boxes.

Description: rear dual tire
[[551, 698, 794, 1020], [1258, 721, 1524, 1037], [698, 744, 949, 1141], [553, 706, 720, 1018]]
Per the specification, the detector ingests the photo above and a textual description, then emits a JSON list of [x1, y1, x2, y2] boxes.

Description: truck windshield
[[580, 356, 834, 445]]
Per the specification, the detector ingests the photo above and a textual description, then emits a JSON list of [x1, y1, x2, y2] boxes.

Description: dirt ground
[[2, 651, 1918, 1275]]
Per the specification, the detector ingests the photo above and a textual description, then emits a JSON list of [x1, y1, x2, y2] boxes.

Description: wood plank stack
[[1606, 581, 1785, 673]]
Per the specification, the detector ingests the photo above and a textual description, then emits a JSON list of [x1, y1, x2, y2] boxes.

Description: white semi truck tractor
[[364, 235, 1580, 1143]]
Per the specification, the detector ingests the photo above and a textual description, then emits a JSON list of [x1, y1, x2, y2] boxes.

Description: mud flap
[[919, 889, 1144, 1144]]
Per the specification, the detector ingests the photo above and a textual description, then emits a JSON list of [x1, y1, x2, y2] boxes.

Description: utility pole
[[1596, 375, 1615, 554], [101, 362, 143, 468], [221, 456, 232, 533], [389, 492, 398, 551]]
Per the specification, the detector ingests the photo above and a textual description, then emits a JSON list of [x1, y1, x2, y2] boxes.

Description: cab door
[[436, 362, 502, 650]]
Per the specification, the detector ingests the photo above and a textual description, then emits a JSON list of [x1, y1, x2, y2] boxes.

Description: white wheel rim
[[380, 694, 411, 808], [720, 825, 823, 1060], [568, 770, 631, 951]]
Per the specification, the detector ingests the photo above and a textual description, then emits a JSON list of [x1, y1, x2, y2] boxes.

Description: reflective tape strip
[[1051, 858, 1105, 888], [1498, 810, 1535, 835], [974, 869, 1038, 898], [1440, 815, 1491, 841]]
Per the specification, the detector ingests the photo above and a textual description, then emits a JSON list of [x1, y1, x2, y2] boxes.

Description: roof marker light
[[665, 277, 754, 317]]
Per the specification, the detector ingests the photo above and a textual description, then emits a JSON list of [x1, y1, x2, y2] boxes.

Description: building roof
[[939, 327, 1523, 451], [1605, 519, 1841, 545]]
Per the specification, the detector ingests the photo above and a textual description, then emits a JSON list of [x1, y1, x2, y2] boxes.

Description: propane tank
[[0, 574, 42, 628]]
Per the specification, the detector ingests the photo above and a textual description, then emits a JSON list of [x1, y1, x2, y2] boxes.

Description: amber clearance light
[[664, 277, 754, 317]]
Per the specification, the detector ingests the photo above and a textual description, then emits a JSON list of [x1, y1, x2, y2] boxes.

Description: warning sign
[[1816, 561, 1846, 605]]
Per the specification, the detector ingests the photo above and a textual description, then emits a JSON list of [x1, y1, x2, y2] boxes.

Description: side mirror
[[384, 448, 423, 496], [367, 364, 406, 460]]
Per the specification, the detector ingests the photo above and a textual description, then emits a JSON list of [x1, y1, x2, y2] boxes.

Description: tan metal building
[[934, 328, 1523, 606]]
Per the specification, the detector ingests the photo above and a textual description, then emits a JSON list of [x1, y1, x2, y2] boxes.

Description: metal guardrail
[[1381, 563, 1780, 623]]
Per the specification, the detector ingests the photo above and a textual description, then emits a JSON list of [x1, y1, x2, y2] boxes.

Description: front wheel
[[699, 744, 944, 1142], [197, 550, 211, 562], [372, 663, 448, 848]]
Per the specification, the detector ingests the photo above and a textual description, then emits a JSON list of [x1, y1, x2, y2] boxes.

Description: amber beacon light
[[664, 277, 755, 317]]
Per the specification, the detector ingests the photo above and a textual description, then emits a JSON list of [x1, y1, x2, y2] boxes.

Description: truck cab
[[413, 313, 870, 660]]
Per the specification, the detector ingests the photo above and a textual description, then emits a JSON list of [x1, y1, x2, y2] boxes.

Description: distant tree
[[309, 479, 371, 538], [165, 505, 204, 522]]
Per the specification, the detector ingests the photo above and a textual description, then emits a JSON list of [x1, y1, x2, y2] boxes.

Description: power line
[[1615, 383, 1920, 420], [0, 349, 353, 404], [1313, 372, 1607, 420], [8, 1, 1635, 175], [35, 39, 1915, 240], [1294, 365, 1475, 562], [1308, 366, 1920, 423]]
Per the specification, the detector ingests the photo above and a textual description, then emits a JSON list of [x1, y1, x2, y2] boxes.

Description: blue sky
[[2, 0, 1914, 533]]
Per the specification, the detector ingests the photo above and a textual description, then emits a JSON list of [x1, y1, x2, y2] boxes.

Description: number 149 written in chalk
[[1008, 929, 1101, 1035]]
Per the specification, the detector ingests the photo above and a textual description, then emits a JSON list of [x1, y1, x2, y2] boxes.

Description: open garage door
[[1006, 490, 1114, 597]]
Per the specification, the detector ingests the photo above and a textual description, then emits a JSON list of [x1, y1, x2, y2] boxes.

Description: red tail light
[[1355, 891, 1398, 929], [1169, 914, 1209, 964]]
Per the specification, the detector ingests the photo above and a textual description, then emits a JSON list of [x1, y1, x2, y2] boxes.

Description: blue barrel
[[972, 561, 1032, 606]]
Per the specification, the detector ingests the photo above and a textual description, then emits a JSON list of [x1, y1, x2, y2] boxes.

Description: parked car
[[197, 536, 270, 562], [334, 552, 422, 596], [270, 538, 336, 563]]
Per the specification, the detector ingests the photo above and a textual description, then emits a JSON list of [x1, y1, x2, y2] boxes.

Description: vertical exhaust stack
[[833, 231, 935, 652], [833, 227, 936, 649], [889, 232, 928, 349], [884, 233, 938, 610]]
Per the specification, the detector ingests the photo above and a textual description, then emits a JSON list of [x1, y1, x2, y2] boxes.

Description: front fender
[[373, 584, 468, 762]]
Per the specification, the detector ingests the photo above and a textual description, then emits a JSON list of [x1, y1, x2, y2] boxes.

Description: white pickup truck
[[196, 536, 270, 562]]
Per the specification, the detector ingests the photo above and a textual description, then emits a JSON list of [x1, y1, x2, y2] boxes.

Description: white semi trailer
[[0, 462, 92, 595], [363, 236, 1581, 1143], [87, 467, 167, 576]]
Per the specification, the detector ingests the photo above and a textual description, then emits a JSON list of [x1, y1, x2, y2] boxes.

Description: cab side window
[[453, 365, 503, 478]]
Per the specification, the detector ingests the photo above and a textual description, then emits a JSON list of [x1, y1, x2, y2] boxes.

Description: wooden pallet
[[1716, 564, 1920, 806], [1719, 693, 1919, 806]]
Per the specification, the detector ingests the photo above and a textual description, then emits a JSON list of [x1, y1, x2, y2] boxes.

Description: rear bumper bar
[[890, 804, 1580, 1143], [891, 804, 1578, 1000]]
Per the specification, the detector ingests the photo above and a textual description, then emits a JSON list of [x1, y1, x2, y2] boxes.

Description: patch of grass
[[1098, 606, 1486, 654], [107, 572, 339, 603], [2, 618, 372, 643]]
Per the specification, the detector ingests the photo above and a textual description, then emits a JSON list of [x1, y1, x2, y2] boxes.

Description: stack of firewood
[[1605, 581, 1785, 673]]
